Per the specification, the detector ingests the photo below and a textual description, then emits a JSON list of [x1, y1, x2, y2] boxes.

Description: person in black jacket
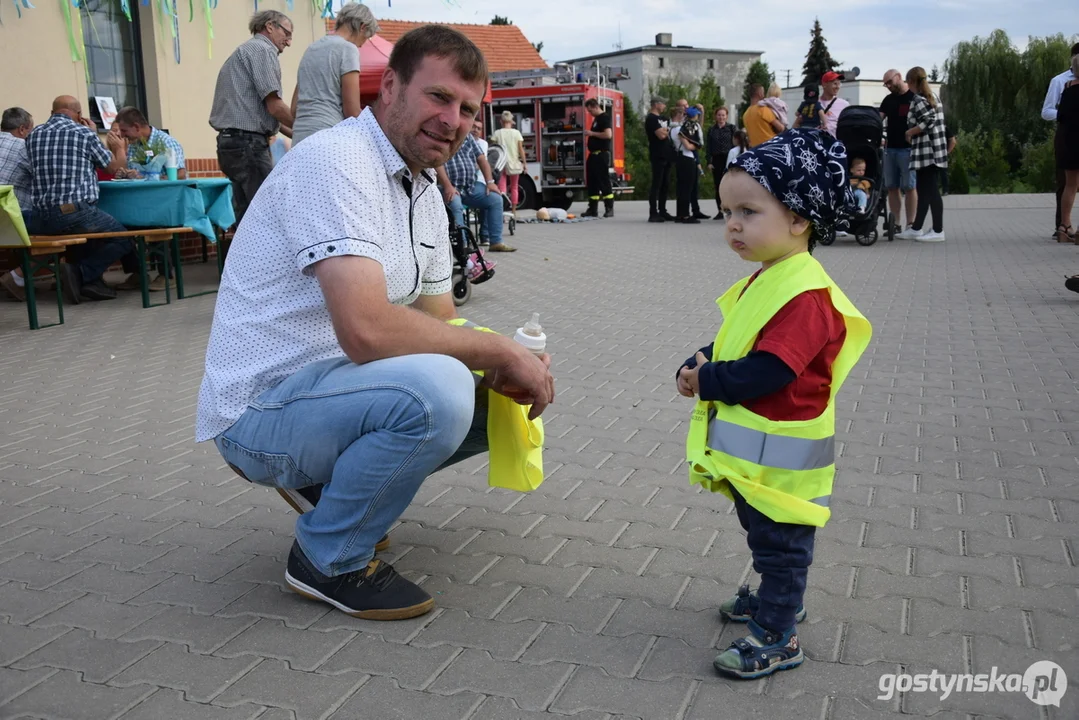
[[707, 106, 736, 219], [644, 95, 674, 222]]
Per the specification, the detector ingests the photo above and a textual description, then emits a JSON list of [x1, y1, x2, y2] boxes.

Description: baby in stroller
[[849, 156, 872, 213]]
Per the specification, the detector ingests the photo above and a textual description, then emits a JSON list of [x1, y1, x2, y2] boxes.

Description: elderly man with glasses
[[209, 10, 296, 225]]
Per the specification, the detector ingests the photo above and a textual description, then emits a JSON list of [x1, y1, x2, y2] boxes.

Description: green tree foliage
[[801, 18, 840, 87], [622, 101, 652, 201], [739, 60, 774, 119], [490, 15, 512, 25], [942, 30, 1075, 192]]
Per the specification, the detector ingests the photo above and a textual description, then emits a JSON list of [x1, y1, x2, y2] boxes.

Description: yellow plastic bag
[[448, 318, 545, 492]]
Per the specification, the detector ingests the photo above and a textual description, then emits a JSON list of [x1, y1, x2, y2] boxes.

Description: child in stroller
[[850, 156, 872, 213], [822, 106, 890, 246]]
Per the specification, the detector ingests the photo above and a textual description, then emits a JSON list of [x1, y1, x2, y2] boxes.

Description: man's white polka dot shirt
[[196, 108, 452, 442]]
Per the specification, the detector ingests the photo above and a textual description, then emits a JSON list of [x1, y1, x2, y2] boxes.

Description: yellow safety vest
[[448, 318, 545, 492], [686, 253, 871, 526]]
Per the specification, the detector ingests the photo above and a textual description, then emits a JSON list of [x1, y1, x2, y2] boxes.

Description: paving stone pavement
[[1, 196, 1077, 720]]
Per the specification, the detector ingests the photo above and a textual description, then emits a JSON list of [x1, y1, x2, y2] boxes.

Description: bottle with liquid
[[513, 313, 547, 356]]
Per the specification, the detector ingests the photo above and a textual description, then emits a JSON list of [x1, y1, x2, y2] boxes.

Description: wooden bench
[[16, 237, 88, 330], [29, 226, 193, 311]]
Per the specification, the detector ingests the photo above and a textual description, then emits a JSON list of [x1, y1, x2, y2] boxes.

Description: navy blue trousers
[[731, 487, 817, 634]]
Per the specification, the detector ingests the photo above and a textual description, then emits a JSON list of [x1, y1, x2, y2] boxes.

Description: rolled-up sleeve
[[285, 155, 387, 275]]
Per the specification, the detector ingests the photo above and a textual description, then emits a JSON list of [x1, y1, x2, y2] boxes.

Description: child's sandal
[[713, 620, 804, 679]]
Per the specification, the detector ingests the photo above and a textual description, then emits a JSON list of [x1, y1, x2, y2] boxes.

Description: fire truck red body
[[485, 66, 633, 210]]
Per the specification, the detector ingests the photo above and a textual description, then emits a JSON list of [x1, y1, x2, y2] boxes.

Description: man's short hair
[[750, 83, 764, 96], [584, 98, 600, 109], [388, 25, 488, 89], [1072, 41, 1079, 56], [249, 9, 290, 35], [336, 1, 379, 38], [115, 106, 149, 127], [1, 107, 32, 132]]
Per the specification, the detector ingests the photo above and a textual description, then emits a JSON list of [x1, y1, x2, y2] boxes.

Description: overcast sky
[[355, 0, 1077, 85]]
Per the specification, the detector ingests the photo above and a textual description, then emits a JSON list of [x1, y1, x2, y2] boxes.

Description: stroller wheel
[[886, 212, 896, 242], [856, 229, 878, 246], [452, 273, 472, 306], [819, 232, 836, 246]]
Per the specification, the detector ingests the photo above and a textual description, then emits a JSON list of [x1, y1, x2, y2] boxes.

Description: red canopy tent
[[358, 35, 493, 106]]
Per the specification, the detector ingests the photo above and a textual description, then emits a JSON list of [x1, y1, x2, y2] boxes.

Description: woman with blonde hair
[[290, 1, 379, 145], [897, 66, 949, 242], [490, 111, 526, 213]]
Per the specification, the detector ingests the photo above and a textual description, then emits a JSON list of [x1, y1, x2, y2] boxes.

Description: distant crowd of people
[[645, 67, 956, 242]]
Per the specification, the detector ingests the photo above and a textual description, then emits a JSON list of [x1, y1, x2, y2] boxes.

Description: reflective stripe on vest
[[706, 417, 835, 472]]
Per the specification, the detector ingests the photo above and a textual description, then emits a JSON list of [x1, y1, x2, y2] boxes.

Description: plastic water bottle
[[513, 313, 546, 356]]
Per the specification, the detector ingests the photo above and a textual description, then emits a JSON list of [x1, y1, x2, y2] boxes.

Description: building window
[[658, 57, 665, 69], [708, 59, 715, 70], [80, 0, 147, 124]]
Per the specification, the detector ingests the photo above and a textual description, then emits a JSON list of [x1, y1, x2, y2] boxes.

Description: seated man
[[0, 107, 35, 301], [436, 127, 515, 252], [25, 95, 134, 302], [196, 26, 554, 620], [113, 106, 187, 179]]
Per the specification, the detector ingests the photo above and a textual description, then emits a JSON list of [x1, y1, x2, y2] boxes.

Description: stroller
[[449, 207, 495, 307], [823, 106, 891, 246]]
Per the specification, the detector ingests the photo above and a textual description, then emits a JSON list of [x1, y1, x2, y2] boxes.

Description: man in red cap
[[819, 71, 850, 137]]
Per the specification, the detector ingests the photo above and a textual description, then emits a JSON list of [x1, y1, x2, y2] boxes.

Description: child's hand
[[677, 352, 708, 397]]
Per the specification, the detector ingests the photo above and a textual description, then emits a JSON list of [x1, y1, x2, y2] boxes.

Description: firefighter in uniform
[[583, 98, 614, 218]]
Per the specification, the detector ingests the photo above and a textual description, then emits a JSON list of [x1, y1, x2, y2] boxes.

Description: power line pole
[[776, 69, 794, 87]]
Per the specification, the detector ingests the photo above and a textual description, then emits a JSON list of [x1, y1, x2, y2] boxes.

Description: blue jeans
[[447, 180, 503, 245], [853, 188, 868, 211], [731, 487, 816, 634], [214, 354, 489, 577], [29, 201, 136, 283], [883, 148, 915, 191]]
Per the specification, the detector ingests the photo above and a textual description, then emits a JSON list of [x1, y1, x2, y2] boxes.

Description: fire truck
[[485, 63, 634, 211]]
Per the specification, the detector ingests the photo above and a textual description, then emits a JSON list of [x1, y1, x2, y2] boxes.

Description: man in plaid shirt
[[25, 95, 133, 302], [434, 133, 515, 252], [114, 107, 186, 179], [0, 107, 36, 301]]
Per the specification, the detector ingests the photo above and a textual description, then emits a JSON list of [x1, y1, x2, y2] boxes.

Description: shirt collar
[[360, 108, 435, 187], [252, 34, 278, 53]]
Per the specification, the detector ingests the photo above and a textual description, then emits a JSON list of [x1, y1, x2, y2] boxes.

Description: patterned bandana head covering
[[731, 128, 856, 244]]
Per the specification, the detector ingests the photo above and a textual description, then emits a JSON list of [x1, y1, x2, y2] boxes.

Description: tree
[[740, 60, 773, 119], [490, 15, 512, 25], [801, 18, 840, 87], [942, 30, 1075, 192], [929, 64, 940, 82]]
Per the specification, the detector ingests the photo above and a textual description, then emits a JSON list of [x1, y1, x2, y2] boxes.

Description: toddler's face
[[719, 170, 811, 267], [851, 159, 866, 176]]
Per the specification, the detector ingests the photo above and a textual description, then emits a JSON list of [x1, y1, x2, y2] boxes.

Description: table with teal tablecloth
[[96, 178, 234, 241]]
